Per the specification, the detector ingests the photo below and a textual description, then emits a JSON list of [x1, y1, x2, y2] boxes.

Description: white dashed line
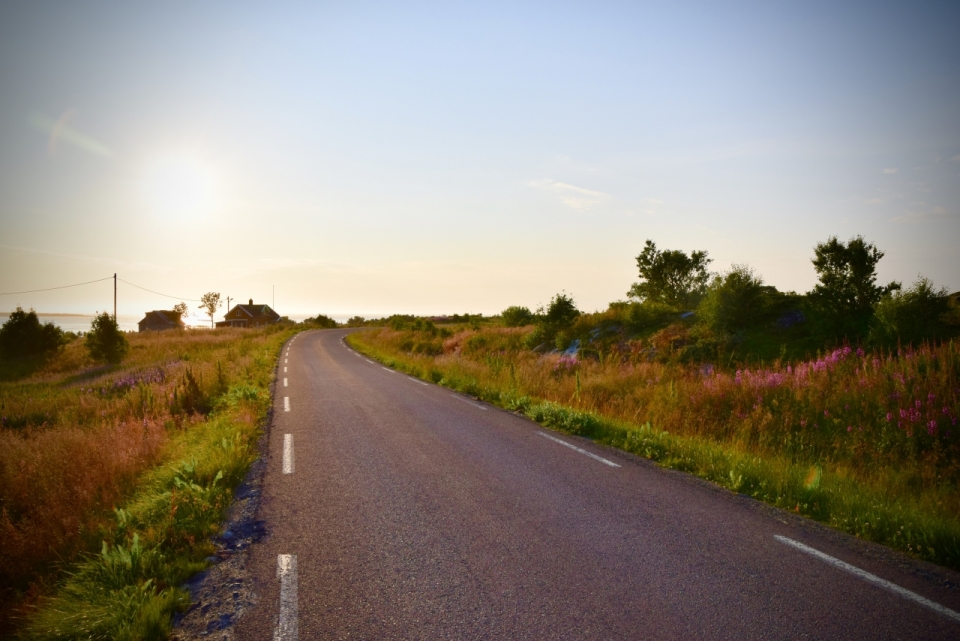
[[284, 378, 288, 387], [450, 394, 488, 410], [275, 554, 298, 640], [365, 359, 374, 364], [382, 367, 395, 373], [284, 367, 287, 372], [774, 535, 960, 623], [407, 376, 428, 386], [284, 397, 290, 412], [282, 434, 294, 474], [285, 359, 288, 364], [537, 431, 620, 467]]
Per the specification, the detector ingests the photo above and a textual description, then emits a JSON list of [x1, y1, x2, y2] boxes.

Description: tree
[[500, 305, 535, 327], [0, 306, 66, 359], [628, 240, 712, 309], [172, 302, 189, 320], [869, 277, 951, 346], [811, 235, 900, 339], [199, 292, 221, 328], [305, 314, 338, 329], [85, 312, 129, 363]]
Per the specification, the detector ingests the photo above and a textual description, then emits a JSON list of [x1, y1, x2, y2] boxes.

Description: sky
[[1, 0, 958, 320]]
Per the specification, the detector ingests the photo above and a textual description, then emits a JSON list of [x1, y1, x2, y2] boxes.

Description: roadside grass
[[0, 325, 300, 639], [347, 327, 960, 570]]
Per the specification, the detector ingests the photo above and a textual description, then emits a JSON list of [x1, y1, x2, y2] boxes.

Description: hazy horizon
[[2, 1, 958, 318]]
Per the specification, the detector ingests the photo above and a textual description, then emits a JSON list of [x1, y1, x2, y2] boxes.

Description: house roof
[[139, 310, 183, 326], [223, 303, 280, 320]]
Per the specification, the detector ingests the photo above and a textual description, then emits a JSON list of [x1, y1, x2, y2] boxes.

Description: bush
[[698, 264, 769, 334], [86, 312, 129, 364], [869, 277, 951, 346], [621, 300, 676, 333], [501, 306, 535, 327], [0, 307, 66, 359], [305, 314, 338, 328]]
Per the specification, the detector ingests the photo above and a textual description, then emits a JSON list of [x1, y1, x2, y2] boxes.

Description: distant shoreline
[[0, 312, 104, 317]]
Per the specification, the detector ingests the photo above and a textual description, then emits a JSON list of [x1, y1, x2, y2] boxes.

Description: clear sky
[[1, 1, 958, 319]]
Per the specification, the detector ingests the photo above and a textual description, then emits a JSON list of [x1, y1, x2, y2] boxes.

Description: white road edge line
[[773, 535, 960, 623], [407, 376, 428, 386], [274, 554, 298, 640], [382, 367, 395, 373], [450, 394, 488, 410], [537, 431, 620, 467], [365, 359, 374, 364], [282, 434, 294, 474], [284, 378, 288, 387], [284, 397, 290, 412]]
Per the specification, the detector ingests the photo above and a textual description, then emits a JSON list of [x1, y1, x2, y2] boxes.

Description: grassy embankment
[[348, 325, 960, 570], [0, 325, 299, 640]]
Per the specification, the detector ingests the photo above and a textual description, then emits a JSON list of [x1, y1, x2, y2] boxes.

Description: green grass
[[3, 325, 301, 640], [347, 328, 960, 570]]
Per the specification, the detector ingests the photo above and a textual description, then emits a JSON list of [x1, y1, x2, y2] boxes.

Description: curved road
[[234, 329, 960, 640]]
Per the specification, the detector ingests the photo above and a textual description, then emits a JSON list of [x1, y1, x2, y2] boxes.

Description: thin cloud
[[882, 168, 898, 174], [891, 205, 950, 223], [528, 179, 611, 210], [950, 155, 960, 162], [256, 258, 351, 271], [0, 244, 167, 272]]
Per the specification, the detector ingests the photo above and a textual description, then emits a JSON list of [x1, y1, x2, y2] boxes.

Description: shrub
[[0, 307, 66, 359], [621, 300, 677, 333], [698, 264, 769, 334], [501, 306, 535, 327], [305, 314, 338, 328], [869, 277, 951, 346], [85, 313, 129, 364]]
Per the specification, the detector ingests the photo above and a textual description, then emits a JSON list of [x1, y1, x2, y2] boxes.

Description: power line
[[0, 275, 113, 296], [118, 278, 202, 302]]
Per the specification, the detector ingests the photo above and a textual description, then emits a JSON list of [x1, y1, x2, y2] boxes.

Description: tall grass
[[0, 325, 297, 638], [349, 326, 960, 569]]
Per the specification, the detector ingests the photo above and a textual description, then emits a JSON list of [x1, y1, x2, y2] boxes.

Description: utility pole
[[113, 273, 117, 321], [273, 285, 275, 309], [226, 296, 232, 315]]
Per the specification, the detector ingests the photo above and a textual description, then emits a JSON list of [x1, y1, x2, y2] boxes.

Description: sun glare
[[143, 156, 219, 219]]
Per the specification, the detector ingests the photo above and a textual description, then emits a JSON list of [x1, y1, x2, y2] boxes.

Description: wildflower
[[915, 400, 921, 409], [847, 426, 852, 432], [927, 421, 937, 436], [886, 413, 892, 422], [824, 410, 829, 417]]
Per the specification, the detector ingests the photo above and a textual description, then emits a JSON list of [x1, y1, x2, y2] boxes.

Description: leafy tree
[[698, 265, 770, 334], [501, 305, 535, 327], [0, 306, 66, 359], [869, 277, 951, 346], [628, 240, 712, 309], [811, 235, 900, 339], [85, 312, 129, 364], [199, 292, 221, 328], [172, 302, 189, 320], [346, 316, 366, 327]]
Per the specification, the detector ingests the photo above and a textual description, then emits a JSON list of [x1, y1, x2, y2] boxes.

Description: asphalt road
[[233, 328, 960, 640]]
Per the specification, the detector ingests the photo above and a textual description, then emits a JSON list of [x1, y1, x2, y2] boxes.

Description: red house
[[216, 299, 281, 328]]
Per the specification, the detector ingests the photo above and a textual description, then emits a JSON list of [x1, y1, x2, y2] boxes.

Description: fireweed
[[349, 327, 960, 569]]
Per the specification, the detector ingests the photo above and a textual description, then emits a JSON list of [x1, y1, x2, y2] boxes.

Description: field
[[0, 325, 297, 639], [349, 324, 960, 570]]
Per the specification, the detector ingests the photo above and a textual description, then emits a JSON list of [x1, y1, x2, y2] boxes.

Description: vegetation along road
[[234, 328, 960, 640]]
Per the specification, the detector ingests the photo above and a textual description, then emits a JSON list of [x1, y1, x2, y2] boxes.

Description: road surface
[[233, 328, 960, 640]]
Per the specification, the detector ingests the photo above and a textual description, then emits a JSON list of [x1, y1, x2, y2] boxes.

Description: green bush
[[869, 277, 951, 346], [0, 306, 66, 359], [501, 305, 535, 327], [698, 264, 769, 334], [85, 312, 129, 364], [304, 314, 338, 328], [622, 300, 676, 333]]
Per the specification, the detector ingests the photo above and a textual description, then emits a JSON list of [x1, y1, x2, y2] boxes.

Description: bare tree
[[199, 292, 221, 328]]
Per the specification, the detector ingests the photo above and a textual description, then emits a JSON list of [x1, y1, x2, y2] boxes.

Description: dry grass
[[351, 325, 960, 567], [0, 326, 293, 634]]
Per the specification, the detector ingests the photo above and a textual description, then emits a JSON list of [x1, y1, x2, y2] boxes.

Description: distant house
[[138, 310, 184, 332], [216, 299, 281, 328]]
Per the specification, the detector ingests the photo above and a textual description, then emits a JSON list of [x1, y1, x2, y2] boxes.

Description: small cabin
[[138, 310, 184, 332], [216, 299, 281, 328]]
